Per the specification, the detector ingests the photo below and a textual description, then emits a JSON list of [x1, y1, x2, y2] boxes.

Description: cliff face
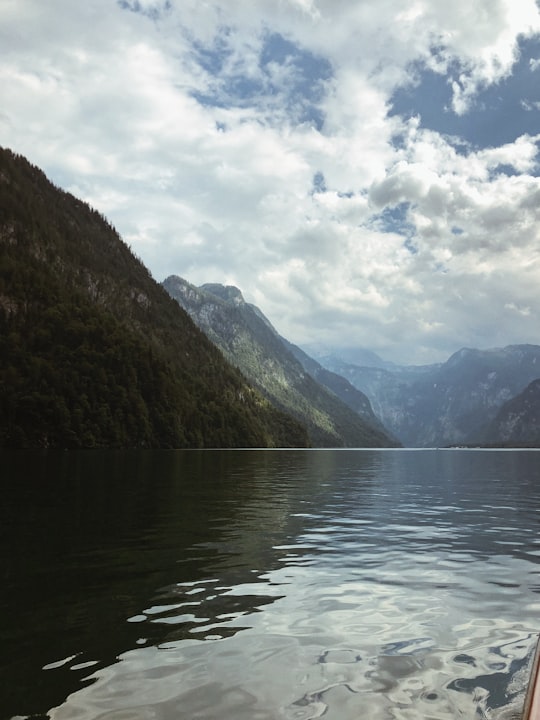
[[163, 275, 397, 448], [0, 147, 309, 449]]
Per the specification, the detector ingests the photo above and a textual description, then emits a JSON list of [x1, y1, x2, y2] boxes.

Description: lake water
[[2, 449, 540, 720]]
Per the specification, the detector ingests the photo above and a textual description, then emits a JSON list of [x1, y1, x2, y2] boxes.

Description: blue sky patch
[[117, 0, 171, 21], [191, 30, 333, 129], [489, 163, 522, 179], [390, 36, 540, 150], [372, 202, 417, 251], [311, 171, 327, 194]]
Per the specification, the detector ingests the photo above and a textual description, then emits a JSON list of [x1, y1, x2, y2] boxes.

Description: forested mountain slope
[[0, 148, 308, 448], [162, 275, 396, 447]]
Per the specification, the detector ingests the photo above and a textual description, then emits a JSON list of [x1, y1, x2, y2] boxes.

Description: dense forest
[[0, 147, 309, 448]]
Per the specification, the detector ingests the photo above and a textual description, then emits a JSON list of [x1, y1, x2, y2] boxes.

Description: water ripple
[[13, 448, 540, 720]]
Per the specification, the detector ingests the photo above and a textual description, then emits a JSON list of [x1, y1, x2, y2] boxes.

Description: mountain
[[0, 147, 309, 449], [317, 345, 540, 447], [484, 379, 540, 446], [282, 339, 398, 441], [162, 276, 397, 448], [314, 356, 440, 445]]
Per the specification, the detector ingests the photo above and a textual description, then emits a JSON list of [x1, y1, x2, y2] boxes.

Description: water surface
[[1, 449, 540, 719]]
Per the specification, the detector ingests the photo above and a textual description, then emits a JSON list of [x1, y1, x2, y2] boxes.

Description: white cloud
[[1, 0, 540, 364]]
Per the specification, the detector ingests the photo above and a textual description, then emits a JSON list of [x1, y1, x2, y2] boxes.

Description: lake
[[1, 448, 540, 720]]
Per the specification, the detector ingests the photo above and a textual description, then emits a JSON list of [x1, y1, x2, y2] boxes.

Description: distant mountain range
[[315, 345, 540, 447], [162, 276, 396, 448]]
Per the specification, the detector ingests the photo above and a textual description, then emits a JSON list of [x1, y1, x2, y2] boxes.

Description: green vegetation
[[0, 148, 309, 448]]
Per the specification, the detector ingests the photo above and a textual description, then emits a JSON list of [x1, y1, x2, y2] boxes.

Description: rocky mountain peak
[[200, 283, 245, 306]]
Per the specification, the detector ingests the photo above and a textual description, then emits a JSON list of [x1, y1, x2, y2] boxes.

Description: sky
[[2, 0, 540, 365]]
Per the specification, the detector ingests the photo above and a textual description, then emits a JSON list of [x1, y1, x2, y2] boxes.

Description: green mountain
[[0, 148, 309, 449], [162, 275, 397, 447]]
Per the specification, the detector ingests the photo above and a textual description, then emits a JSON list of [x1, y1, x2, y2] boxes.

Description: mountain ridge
[[162, 275, 397, 448]]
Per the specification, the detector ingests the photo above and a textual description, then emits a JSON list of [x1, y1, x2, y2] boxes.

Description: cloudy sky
[[2, 0, 540, 364]]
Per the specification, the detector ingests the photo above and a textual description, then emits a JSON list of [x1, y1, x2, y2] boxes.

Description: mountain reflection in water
[[1, 448, 540, 720]]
